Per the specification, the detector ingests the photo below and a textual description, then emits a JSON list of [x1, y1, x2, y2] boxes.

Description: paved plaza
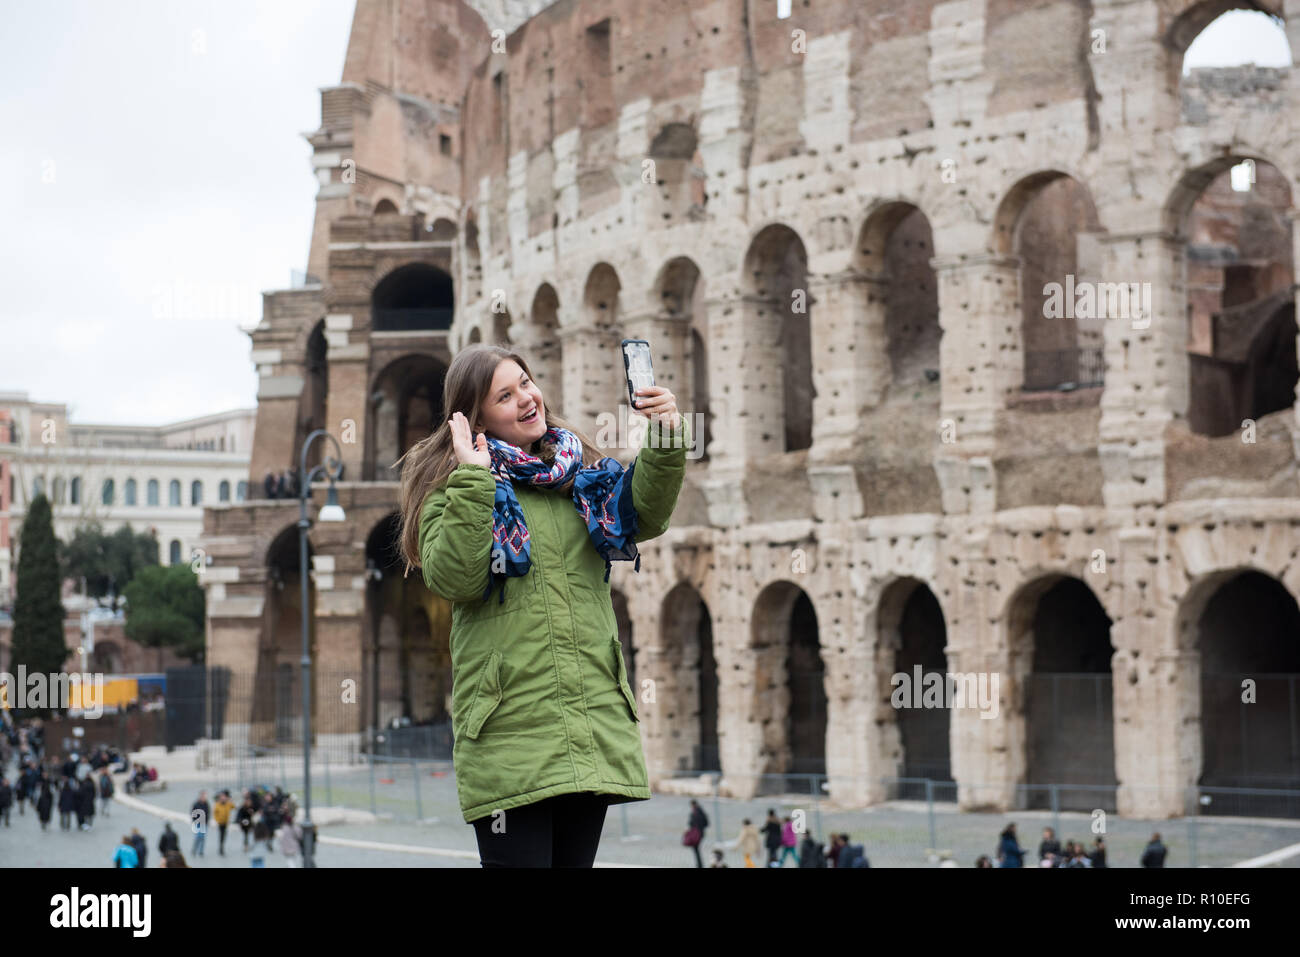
[[4, 763, 1299, 868]]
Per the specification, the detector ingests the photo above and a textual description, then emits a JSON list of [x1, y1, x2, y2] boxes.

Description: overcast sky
[[0, 5, 1282, 427]]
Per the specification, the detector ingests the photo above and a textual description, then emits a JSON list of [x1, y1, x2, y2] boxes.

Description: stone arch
[[1005, 572, 1115, 809], [648, 122, 706, 222], [365, 512, 452, 744], [578, 263, 626, 429], [993, 171, 1105, 391], [1165, 1, 1285, 54], [367, 354, 447, 481], [427, 218, 458, 242], [527, 283, 563, 413], [750, 580, 825, 790], [1169, 154, 1295, 435], [373, 197, 400, 215], [371, 262, 454, 332], [254, 524, 316, 746], [855, 201, 942, 391], [651, 256, 708, 455], [877, 577, 951, 794], [658, 581, 718, 772], [1178, 567, 1300, 806], [741, 224, 814, 452]]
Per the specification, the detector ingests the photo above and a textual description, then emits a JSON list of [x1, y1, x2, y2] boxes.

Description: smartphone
[[622, 339, 655, 410]]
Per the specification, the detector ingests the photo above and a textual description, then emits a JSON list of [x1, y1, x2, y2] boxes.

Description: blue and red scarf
[[482, 427, 639, 603]]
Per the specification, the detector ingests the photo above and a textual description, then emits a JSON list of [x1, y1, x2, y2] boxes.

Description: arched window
[[169, 480, 181, 506], [102, 478, 114, 506], [219, 480, 230, 502], [236, 480, 248, 502], [191, 480, 203, 505], [169, 540, 181, 565], [147, 479, 159, 506], [33, 476, 45, 499], [125, 478, 137, 506], [70, 476, 81, 505], [51, 476, 65, 504]]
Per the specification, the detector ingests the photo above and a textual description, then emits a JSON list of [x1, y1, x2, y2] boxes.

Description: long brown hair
[[395, 343, 603, 580]]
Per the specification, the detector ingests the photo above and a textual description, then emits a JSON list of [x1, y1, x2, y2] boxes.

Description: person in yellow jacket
[[397, 344, 689, 867], [212, 790, 234, 857]]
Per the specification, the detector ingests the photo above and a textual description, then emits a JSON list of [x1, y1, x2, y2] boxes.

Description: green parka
[[419, 417, 691, 823]]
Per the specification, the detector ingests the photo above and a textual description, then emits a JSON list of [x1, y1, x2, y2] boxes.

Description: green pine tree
[[123, 564, 206, 669], [11, 494, 69, 715]]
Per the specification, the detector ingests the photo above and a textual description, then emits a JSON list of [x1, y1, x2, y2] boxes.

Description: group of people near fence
[[0, 719, 126, 835], [983, 822, 1167, 868], [684, 801, 871, 868], [234, 785, 306, 865], [110, 824, 191, 868]]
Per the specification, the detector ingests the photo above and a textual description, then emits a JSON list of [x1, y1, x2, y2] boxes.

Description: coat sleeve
[[418, 464, 497, 601], [631, 414, 692, 543]]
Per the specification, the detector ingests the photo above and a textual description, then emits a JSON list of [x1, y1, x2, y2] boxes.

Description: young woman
[[397, 343, 690, 867]]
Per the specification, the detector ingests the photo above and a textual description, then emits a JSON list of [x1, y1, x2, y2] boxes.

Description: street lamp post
[[297, 429, 346, 869]]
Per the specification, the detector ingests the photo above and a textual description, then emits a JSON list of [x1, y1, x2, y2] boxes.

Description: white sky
[[0, 4, 1285, 427]]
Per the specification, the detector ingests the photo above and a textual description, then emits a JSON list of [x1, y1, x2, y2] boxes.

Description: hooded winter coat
[[419, 416, 691, 823]]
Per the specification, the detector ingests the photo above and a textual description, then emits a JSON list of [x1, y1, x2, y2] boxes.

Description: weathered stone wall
[[204, 0, 1300, 817]]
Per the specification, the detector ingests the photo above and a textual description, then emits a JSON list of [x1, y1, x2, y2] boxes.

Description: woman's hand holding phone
[[634, 386, 680, 431], [449, 411, 490, 468]]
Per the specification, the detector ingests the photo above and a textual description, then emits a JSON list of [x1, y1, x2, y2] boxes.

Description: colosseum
[[198, 0, 1300, 820]]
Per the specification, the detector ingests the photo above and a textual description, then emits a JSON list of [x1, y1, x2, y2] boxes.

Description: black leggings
[[471, 792, 610, 868]]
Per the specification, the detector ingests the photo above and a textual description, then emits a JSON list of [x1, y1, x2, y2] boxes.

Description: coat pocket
[[464, 649, 503, 739], [611, 634, 640, 722]]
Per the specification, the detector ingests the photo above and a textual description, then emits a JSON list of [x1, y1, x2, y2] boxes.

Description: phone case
[[621, 339, 654, 409]]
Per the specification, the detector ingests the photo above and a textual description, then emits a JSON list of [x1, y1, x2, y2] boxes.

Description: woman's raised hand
[[634, 385, 681, 430], [449, 411, 490, 468]]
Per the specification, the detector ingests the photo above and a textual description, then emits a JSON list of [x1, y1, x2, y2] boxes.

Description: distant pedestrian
[[213, 790, 234, 855], [98, 769, 114, 817], [1141, 832, 1167, 868], [237, 795, 256, 850], [761, 809, 783, 867], [36, 780, 53, 830], [735, 818, 761, 868], [799, 831, 825, 868], [263, 470, 278, 499], [112, 835, 139, 868], [777, 816, 799, 867], [837, 833, 869, 868], [278, 817, 303, 867], [77, 775, 96, 831], [0, 775, 11, 826], [1038, 826, 1061, 864], [1089, 836, 1107, 868], [191, 790, 210, 857], [686, 799, 709, 868], [162, 850, 189, 868], [158, 822, 180, 857], [130, 828, 147, 868], [997, 822, 1026, 868], [58, 779, 77, 830]]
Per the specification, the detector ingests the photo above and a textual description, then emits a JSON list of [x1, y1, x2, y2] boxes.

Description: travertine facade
[[201, 0, 1300, 818]]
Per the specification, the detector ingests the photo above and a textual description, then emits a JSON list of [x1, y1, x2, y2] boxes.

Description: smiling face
[[478, 358, 546, 447]]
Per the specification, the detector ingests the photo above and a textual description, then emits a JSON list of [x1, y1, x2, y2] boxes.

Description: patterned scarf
[[481, 427, 639, 603]]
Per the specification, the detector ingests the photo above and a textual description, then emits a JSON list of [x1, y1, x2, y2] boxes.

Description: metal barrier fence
[[153, 755, 1300, 867]]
